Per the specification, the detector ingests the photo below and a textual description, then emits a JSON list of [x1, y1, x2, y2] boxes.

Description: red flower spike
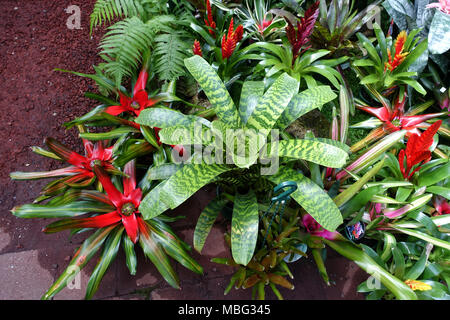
[[284, 1, 320, 65], [398, 120, 442, 180], [221, 18, 243, 60], [234, 24, 244, 42], [204, 0, 216, 36], [193, 39, 203, 57]]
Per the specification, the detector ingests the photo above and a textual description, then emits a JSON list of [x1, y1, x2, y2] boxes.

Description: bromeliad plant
[[10, 127, 120, 201], [349, 88, 448, 153], [11, 155, 203, 299], [135, 55, 349, 267], [240, 0, 347, 88], [310, 0, 382, 59], [353, 24, 428, 95]]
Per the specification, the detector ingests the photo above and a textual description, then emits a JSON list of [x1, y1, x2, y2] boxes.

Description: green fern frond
[[153, 32, 191, 81], [90, 0, 147, 33], [99, 17, 155, 86]]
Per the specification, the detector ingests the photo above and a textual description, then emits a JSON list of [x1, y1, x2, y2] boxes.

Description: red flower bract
[[358, 94, 445, 138], [193, 39, 203, 57], [398, 120, 442, 180], [204, 0, 216, 36], [44, 137, 115, 186], [221, 18, 244, 60], [105, 69, 156, 118], [285, 0, 319, 65], [93, 161, 144, 243]]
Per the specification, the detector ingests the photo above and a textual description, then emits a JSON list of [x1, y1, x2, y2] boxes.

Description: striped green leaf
[[158, 163, 231, 210], [135, 107, 210, 128], [85, 226, 124, 299], [276, 86, 337, 130], [184, 55, 241, 128], [426, 186, 450, 200], [417, 161, 450, 187], [149, 219, 203, 275], [11, 201, 113, 219], [324, 239, 417, 300], [146, 163, 184, 181], [246, 73, 299, 131], [42, 226, 116, 300], [139, 181, 171, 220], [158, 123, 212, 146], [193, 197, 228, 253], [122, 233, 137, 275], [231, 190, 259, 266], [140, 164, 231, 220], [334, 158, 385, 207], [239, 81, 265, 124], [273, 139, 348, 168], [428, 10, 450, 55], [79, 127, 139, 140], [267, 167, 343, 231], [392, 226, 450, 251], [138, 220, 180, 289]]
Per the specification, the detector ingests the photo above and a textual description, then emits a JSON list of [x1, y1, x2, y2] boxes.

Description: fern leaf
[[90, 0, 146, 33], [154, 32, 191, 81], [99, 16, 154, 86]]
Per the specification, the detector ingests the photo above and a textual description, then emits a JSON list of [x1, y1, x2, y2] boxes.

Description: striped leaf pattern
[[11, 201, 114, 219], [239, 81, 265, 124], [267, 167, 343, 231], [159, 163, 231, 209], [135, 107, 211, 129], [138, 219, 180, 289], [193, 197, 228, 253], [139, 181, 170, 220], [184, 55, 241, 128], [231, 190, 259, 266], [273, 139, 349, 168], [122, 233, 137, 275], [146, 163, 184, 181], [276, 86, 337, 130], [246, 73, 299, 131], [158, 124, 212, 146], [149, 219, 203, 275]]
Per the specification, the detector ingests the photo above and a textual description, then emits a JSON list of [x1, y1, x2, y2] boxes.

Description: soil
[[0, 0, 367, 300]]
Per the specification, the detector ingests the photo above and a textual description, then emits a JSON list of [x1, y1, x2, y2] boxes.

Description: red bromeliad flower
[[398, 120, 442, 180], [358, 93, 445, 138], [433, 196, 450, 215], [385, 31, 409, 72], [302, 214, 340, 240], [90, 161, 144, 243], [257, 17, 273, 35], [105, 69, 156, 118], [204, 0, 216, 36], [44, 137, 116, 186], [285, 0, 319, 65], [192, 39, 203, 57], [221, 18, 244, 60]]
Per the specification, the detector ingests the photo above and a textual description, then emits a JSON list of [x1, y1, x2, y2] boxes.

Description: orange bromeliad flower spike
[[221, 18, 243, 60], [385, 31, 409, 72]]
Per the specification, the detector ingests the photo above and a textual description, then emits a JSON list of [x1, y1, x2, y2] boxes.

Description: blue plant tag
[[344, 221, 365, 243]]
